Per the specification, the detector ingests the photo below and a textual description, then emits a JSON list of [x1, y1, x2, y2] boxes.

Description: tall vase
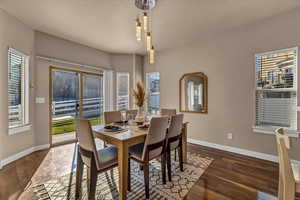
[[135, 106, 145, 122]]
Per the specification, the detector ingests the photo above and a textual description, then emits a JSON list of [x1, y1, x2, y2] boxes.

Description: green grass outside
[[52, 117, 103, 135]]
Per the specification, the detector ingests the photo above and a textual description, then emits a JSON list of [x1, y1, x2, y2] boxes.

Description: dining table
[[92, 120, 188, 200]]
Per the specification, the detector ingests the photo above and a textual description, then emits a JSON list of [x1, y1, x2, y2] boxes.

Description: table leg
[[118, 142, 128, 200], [75, 147, 83, 199], [182, 123, 188, 163]]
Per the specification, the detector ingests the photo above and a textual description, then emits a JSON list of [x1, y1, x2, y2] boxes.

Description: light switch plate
[[36, 97, 45, 104]]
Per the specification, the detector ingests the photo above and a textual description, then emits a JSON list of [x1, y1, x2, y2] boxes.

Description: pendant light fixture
[[134, 0, 156, 64], [146, 32, 151, 51], [143, 12, 148, 31], [135, 18, 142, 41], [149, 45, 155, 64]]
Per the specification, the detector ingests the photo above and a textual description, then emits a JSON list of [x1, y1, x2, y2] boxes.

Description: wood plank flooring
[[0, 142, 296, 200]]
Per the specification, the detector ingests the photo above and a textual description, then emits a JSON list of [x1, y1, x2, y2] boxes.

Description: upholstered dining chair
[[161, 108, 176, 116], [127, 116, 169, 199], [166, 114, 184, 181], [104, 111, 121, 124], [75, 118, 118, 200], [276, 128, 300, 200]]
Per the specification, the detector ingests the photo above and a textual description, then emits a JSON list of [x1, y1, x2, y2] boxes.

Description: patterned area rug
[[33, 152, 213, 200]]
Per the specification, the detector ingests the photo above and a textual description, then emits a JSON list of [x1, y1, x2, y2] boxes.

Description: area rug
[[33, 152, 213, 200]]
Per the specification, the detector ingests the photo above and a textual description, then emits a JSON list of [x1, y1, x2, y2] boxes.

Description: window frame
[[8, 48, 31, 135], [116, 72, 130, 110], [253, 47, 299, 137]]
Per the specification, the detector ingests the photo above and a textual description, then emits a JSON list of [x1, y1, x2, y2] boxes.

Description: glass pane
[[51, 69, 79, 143], [82, 73, 104, 125], [256, 49, 296, 89], [117, 73, 129, 110], [146, 72, 160, 114], [8, 51, 24, 127]]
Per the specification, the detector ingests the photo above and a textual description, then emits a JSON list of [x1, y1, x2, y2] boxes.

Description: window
[[254, 47, 297, 134], [116, 73, 129, 110], [8, 48, 30, 130], [146, 72, 160, 114]]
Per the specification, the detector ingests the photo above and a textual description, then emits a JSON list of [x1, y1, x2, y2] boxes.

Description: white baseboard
[[187, 138, 300, 164], [0, 144, 50, 169], [33, 144, 50, 151]]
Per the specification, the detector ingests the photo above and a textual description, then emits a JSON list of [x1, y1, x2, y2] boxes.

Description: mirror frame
[[179, 72, 208, 114]]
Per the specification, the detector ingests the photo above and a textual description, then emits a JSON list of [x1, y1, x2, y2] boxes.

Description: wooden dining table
[[92, 121, 188, 200]]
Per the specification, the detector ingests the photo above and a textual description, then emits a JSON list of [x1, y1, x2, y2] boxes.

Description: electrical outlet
[[227, 133, 233, 140]]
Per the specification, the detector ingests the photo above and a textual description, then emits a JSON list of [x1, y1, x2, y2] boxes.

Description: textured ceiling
[[1, 0, 300, 54]]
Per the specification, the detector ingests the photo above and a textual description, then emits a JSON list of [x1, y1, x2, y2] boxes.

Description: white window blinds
[[255, 47, 297, 131], [8, 48, 29, 128], [116, 73, 129, 110]]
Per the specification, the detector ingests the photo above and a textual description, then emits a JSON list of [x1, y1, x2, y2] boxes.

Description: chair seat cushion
[[97, 146, 118, 170], [129, 143, 163, 161], [129, 143, 144, 160]]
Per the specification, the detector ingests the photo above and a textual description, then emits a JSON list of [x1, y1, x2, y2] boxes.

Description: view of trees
[[53, 70, 79, 101], [52, 70, 103, 102]]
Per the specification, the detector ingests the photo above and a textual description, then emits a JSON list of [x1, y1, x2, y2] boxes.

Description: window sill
[[9, 124, 32, 135], [253, 126, 299, 138]]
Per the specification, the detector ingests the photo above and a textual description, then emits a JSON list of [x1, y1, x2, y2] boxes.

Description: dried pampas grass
[[132, 82, 146, 107]]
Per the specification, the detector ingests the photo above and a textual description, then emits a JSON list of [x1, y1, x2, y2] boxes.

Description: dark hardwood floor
[[0, 142, 293, 200], [185, 144, 282, 200]]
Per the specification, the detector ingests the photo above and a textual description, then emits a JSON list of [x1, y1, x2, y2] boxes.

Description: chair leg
[[87, 167, 91, 193], [144, 163, 150, 199], [161, 154, 166, 184], [179, 146, 184, 172], [278, 176, 283, 200], [88, 162, 98, 200], [75, 150, 84, 200], [174, 148, 177, 161], [167, 150, 172, 182], [128, 157, 131, 191]]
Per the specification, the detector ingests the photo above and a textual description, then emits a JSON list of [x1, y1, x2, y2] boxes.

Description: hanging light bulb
[[143, 12, 148, 31], [146, 32, 152, 51], [149, 45, 155, 64], [135, 18, 142, 41]]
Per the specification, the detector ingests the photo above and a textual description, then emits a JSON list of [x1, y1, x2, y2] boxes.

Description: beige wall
[[134, 55, 144, 85], [35, 31, 111, 69], [0, 9, 35, 159], [0, 10, 3, 163], [144, 9, 300, 160]]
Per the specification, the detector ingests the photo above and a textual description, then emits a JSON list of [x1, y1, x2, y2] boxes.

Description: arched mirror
[[179, 72, 208, 113]]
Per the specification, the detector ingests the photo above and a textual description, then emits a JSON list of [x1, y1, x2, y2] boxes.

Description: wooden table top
[[92, 124, 148, 142], [92, 121, 188, 142]]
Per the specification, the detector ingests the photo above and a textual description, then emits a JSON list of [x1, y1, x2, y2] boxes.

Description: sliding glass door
[[82, 73, 104, 125], [50, 67, 103, 145]]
